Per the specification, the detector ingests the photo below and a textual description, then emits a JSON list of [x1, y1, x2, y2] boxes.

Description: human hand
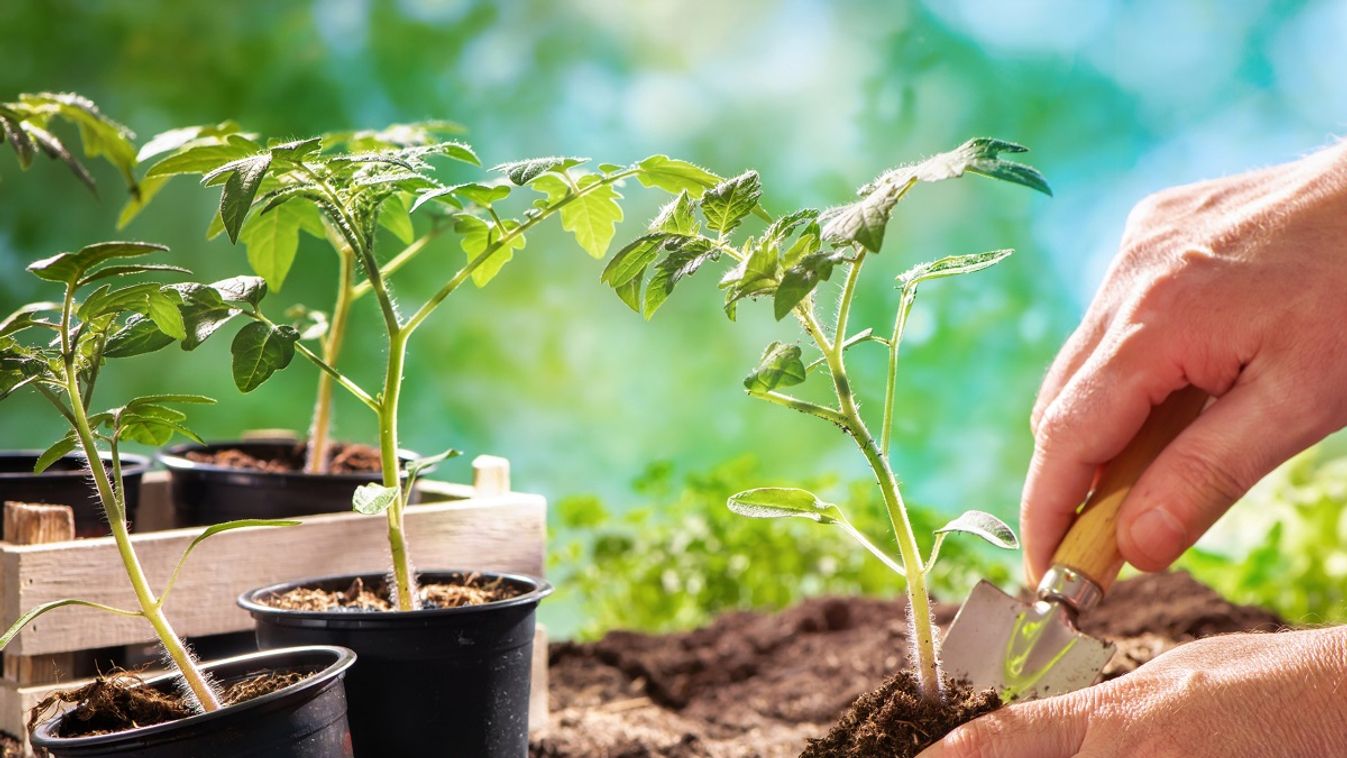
[[1022, 141, 1347, 584], [918, 626, 1347, 757]]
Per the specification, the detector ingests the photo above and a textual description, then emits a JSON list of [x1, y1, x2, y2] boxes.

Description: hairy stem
[[56, 294, 219, 710], [305, 237, 356, 473]]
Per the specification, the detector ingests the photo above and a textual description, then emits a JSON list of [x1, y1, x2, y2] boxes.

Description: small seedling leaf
[[727, 487, 844, 524], [934, 510, 1019, 550], [352, 483, 400, 515]]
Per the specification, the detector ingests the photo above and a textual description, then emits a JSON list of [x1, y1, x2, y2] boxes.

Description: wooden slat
[[1, 492, 545, 655]]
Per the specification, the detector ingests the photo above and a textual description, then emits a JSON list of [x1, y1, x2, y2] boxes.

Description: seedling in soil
[[0, 241, 297, 711], [133, 122, 747, 610], [604, 139, 1048, 702]]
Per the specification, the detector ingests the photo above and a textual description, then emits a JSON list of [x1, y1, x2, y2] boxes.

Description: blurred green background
[[4, 0, 1346, 637]]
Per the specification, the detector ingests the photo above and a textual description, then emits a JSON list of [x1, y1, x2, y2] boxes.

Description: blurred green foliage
[[551, 456, 1012, 639], [1181, 447, 1347, 625]]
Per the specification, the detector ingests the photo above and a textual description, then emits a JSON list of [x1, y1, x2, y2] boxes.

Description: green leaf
[[144, 137, 259, 178], [0, 302, 58, 338], [230, 321, 298, 392], [642, 237, 717, 319], [701, 171, 762, 234], [897, 249, 1013, 290], [727, 487, 844, 523], [28, 241, 169, 285], [634, 154, 723, 198], [173, 284, 238, 351], [104, 315, 174, 358], [240, 198, 305, 291], [2, 598, 142, 650], [33, 432, 77, 474], [456, 214, 526, 287], [774, 249, 845, 320], [145, 288, 186, 340], [934, 510, 1019, 550], [822, 137, 1050, 253], [379, 193, 415, 244], [216, 153, 272, 243], [651, 190, 698, 235], [353, 483, 400, 515], [743, 342, 806, 393], [492, 156, 587, 185]]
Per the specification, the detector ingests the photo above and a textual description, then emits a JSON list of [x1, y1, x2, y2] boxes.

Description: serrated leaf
[[104, 315, 174, 358], [822, 137, 1050, 252], [240, 198, 305, 291], [897, 250, 1013, 290], [218, 153, 272, 243], [230, 321, 298, 392], [353, 483, 400, 515], [774, 249, 844, 320], [492, 156, 587, 185], [743, 342, 806, 393], [651, 190, 697, 235], [934, 510, 1018, 550], [634, 154, 723, 198], [456, 214, 526, 287], [702, 171, 762, 234], [727, 487, 844, 523], [28, 241, 169, 285]]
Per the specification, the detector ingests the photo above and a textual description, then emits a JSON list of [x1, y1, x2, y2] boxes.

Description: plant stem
[[380, 329, 416, 611], [798, 260, 943, 702], [305, 238, 356, 473], [55, 296, 219, 710]]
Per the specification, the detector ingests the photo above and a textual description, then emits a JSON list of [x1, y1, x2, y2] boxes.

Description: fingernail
[[1126, 507, 1185, 567]]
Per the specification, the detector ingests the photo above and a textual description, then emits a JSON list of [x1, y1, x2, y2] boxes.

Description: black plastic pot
[[240, 570, 553, 758], [30, 645, 356, 757], [158, 441, 421, 526], [0, 451, 150, 538]]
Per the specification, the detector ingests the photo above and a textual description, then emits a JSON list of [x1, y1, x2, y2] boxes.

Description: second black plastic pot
[[158, 441, 422, 526], [29, 645, 356, 757], [0, 450, 150, 537], [239, 570, 553, 758]]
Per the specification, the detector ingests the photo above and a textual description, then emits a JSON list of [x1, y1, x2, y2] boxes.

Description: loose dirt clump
[[800, 674, 998, 758], [29, 668, 312, 739], [531, 571, 1285, 757], [263, 574, 519, 612], [185, 442, 382, 474]]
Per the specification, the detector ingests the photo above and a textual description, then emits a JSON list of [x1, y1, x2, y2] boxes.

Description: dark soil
[[799, 675, 998, 758], [530, 571, 1284, 757], [184, 442, 382, 474], [30, 669, 311, 739], [262, 574, 520, 612]]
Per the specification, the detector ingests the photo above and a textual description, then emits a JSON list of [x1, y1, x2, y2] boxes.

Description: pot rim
[[0, 450, 151, 481], [29, 645, 355, 749], [157, 440, 421, 481], [238, 569, 555, 622]]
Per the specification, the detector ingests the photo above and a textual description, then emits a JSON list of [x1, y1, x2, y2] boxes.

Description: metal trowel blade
[[940, 580, 1115, 703]]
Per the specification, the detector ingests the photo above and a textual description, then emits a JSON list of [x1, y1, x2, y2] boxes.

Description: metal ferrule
[[1037, 564, 1104, 615]]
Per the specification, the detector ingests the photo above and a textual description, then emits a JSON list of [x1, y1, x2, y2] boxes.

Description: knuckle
[[1164, 447, 1247, 506]]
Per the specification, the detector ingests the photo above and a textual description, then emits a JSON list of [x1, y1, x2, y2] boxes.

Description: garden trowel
[[941, 386, 1208, 703]]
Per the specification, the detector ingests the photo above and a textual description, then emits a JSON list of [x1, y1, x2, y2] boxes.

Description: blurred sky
[[2, 0, 1343, 538]]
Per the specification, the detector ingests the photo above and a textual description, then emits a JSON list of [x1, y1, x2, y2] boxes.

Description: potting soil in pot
[[530, 571, 1283, 757], [184, 442, 381, 474]]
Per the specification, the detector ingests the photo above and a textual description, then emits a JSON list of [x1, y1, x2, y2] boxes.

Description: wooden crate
[[0, 455, 549, 752]]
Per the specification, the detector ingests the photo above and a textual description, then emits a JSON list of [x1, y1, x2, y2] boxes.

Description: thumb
[[1117, 376, 1329, 571], [916, 695, 1087, 758]]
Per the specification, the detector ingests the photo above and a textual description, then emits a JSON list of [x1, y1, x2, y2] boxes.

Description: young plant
[[602, 139, 1049, 702], [124, 122, 466, 471], [132, 124, 746, 611], [0, 241, 296, 711]]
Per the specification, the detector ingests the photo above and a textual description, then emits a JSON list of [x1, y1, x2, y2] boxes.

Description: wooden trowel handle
[[1050, 386, 1209, 594]]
